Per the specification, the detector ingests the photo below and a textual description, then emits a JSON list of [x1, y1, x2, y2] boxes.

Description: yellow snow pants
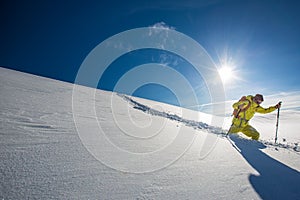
[[228, 124, 260, 140]]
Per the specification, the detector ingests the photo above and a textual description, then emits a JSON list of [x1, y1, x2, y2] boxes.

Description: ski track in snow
[[119, 94, 300, 153]]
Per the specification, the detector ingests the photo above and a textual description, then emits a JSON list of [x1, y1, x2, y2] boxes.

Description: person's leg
[[241, 125, 260, 140], [227, 124, 240, 134]]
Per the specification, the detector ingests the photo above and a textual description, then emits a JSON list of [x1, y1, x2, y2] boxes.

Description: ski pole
[[226, 108, 241, 136], [275, 101, 282, 143]]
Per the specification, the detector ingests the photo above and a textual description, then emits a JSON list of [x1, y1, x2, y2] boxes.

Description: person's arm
[[256, 103, 280, 114]]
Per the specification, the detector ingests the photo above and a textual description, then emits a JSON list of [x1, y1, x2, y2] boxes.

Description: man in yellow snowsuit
[[228, 94, 281, 140]]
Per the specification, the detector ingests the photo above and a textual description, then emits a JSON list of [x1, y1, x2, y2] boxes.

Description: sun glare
[[218, 66, 233, 84]]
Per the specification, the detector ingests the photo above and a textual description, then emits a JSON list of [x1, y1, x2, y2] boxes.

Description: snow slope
[[1, 67, 299, 199]]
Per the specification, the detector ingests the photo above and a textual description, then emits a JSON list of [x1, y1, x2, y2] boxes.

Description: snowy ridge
[[119, 94, 224, 134], [120, 94, 300, 153]]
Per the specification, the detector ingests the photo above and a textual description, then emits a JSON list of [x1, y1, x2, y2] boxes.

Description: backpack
[[232, 96, 251, 118]]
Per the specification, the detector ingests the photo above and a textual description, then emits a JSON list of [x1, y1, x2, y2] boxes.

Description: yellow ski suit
[[228, 95, 277, 140]]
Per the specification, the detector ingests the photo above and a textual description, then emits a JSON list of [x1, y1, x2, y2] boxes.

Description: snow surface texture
[[0, 67, 299, 199]]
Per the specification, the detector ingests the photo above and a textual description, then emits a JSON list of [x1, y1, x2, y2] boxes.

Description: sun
[[218, 66, 233, 84]]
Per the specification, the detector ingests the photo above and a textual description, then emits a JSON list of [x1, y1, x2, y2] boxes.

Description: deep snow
[[0, 67, 299, 199]]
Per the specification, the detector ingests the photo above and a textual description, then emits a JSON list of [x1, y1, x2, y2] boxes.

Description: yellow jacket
[[232, 95, 277, 127]]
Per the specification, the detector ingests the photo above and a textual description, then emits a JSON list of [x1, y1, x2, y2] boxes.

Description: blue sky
[[1, 0, 300, 112]]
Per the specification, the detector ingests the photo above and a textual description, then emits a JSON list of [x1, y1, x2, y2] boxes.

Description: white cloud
[[148, 22, 176, 40], [150, 22, 175, 30]]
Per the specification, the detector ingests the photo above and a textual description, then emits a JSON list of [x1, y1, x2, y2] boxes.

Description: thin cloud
[[148, 22, 175, 39], [150, 22, 175, 30], [187, 90, 300, 116], [264, 91, 300, 111]]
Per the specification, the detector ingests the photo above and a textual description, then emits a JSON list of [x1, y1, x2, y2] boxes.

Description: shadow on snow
[[230, 135, 300, 200]]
